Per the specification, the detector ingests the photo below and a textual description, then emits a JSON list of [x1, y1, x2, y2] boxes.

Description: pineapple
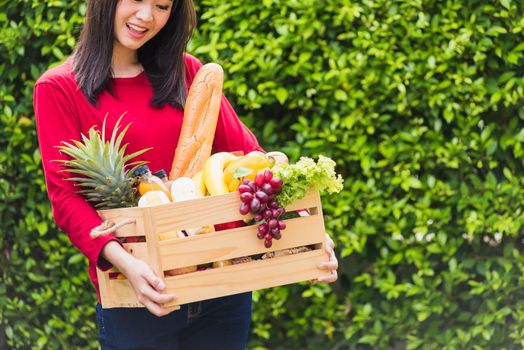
[[55, 114, 151, 209]]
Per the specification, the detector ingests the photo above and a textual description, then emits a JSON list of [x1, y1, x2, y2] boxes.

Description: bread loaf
[[169, 63, 224, 180]]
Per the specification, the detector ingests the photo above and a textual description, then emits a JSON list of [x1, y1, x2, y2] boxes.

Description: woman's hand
[[122, 257, 179, 316], [315, 233, 338, 283], [102, 241, 178, 317]]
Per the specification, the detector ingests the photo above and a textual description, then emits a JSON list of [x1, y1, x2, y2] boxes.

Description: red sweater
[[34, 54, 263, 299]]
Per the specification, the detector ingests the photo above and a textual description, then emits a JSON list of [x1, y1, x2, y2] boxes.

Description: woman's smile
[[125, 22, 149, 39]]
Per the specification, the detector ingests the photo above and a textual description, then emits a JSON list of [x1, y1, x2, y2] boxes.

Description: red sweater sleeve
[[214, 95, 265, 154], [34, 81, 117, 271], [184, 54, 265, 154]]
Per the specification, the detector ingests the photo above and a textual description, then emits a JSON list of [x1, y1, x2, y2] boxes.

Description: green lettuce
[[273, 155, 344, 207]]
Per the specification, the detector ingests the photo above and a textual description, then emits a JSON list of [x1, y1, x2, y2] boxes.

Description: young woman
[[34, 0, 338, 349]]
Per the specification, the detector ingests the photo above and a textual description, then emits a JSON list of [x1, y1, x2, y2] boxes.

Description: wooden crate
[[96, 190, 330, 308]]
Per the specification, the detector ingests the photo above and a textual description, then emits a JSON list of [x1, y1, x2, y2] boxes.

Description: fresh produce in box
[[231, 154, 344, 248]]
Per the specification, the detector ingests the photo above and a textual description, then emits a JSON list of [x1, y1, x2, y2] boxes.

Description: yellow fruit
[[203, 225, 215, 234], [157, 231, 185, 241], [222, 151, 270, 185], [185, 225, 215, 236], [204, 152, 238, 195], [137, 190, 170, 207], [213, 260, 233, 268], [164, 265, 197, 277], [228, 178, 241, 192]]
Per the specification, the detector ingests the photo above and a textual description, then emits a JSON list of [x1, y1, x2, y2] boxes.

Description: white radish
[[170, 177, 198, 202]]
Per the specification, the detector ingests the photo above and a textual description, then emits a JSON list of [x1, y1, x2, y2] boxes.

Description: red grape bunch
[[238, 169, 286, 248]]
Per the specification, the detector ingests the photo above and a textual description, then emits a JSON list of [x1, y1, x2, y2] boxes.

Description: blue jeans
[[96, 292, 252, 350]]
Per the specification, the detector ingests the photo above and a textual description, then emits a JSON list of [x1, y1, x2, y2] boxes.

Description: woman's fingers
[[325, 233, 335, 250], [310, 233, 338, 284], [137, 284, 178, 316], [318, 261, 338, 271], [128, 261, 178, 316], [315, 257, 338, 284], [318, 242, 338, 270], [141, 299, 163, 316], [142, 273, 177, 304], [142, 298, 178, 317], [142, 270, 166, 291], [317, 269, 338, 283], [146, 288, 177, 305]]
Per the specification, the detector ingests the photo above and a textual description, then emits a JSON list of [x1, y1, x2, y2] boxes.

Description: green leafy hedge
[[2, 0, 524, 349]]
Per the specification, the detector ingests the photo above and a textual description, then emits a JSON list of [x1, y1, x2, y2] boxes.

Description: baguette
[[169, 63, 224, 180]]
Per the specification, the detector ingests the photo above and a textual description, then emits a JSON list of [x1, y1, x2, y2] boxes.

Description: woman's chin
[[115, 38, 146, 52]]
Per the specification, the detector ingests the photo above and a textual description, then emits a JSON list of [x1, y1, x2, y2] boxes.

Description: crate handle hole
[[119, 236, 146, 243]]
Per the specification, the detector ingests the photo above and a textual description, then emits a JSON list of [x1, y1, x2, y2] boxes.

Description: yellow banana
[[222, 151, 270, 186], [228, 178, 241, 192], [204, 152, 239, 195]]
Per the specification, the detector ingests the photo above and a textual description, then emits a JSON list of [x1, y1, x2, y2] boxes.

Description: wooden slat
[[159, 215, 324, 269], [312, 191, 327, 239], [164, 249, 330, 305], [149, 191, 321, 233], [283, 190, 323, 213], [142, 207, 163, 279], [109, 249, 330, 307], [97, 206, 145, 238], [102, 278, 140, 307], [122, 242, 148, 261], [150, 193, 241, 233], [96, 268, 114, 307]]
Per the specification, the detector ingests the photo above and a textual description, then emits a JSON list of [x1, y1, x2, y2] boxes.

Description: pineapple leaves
[[53, 114, 150, 209]]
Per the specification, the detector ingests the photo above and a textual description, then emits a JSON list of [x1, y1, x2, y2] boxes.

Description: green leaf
[[68, 253, 84, 265], [500, 0, 511, 10], [503, 167, 513, 180], [335, 89, 348, 101], [27, 273, 48, 283], [233, 166, 254, 179], [275, 87, 288, 104]]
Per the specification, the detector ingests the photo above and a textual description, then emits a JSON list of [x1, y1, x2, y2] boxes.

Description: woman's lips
[[126, 23, 148, 39]]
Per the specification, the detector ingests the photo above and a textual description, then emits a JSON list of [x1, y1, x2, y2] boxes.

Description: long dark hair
[[73, 0, 196, 109]]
